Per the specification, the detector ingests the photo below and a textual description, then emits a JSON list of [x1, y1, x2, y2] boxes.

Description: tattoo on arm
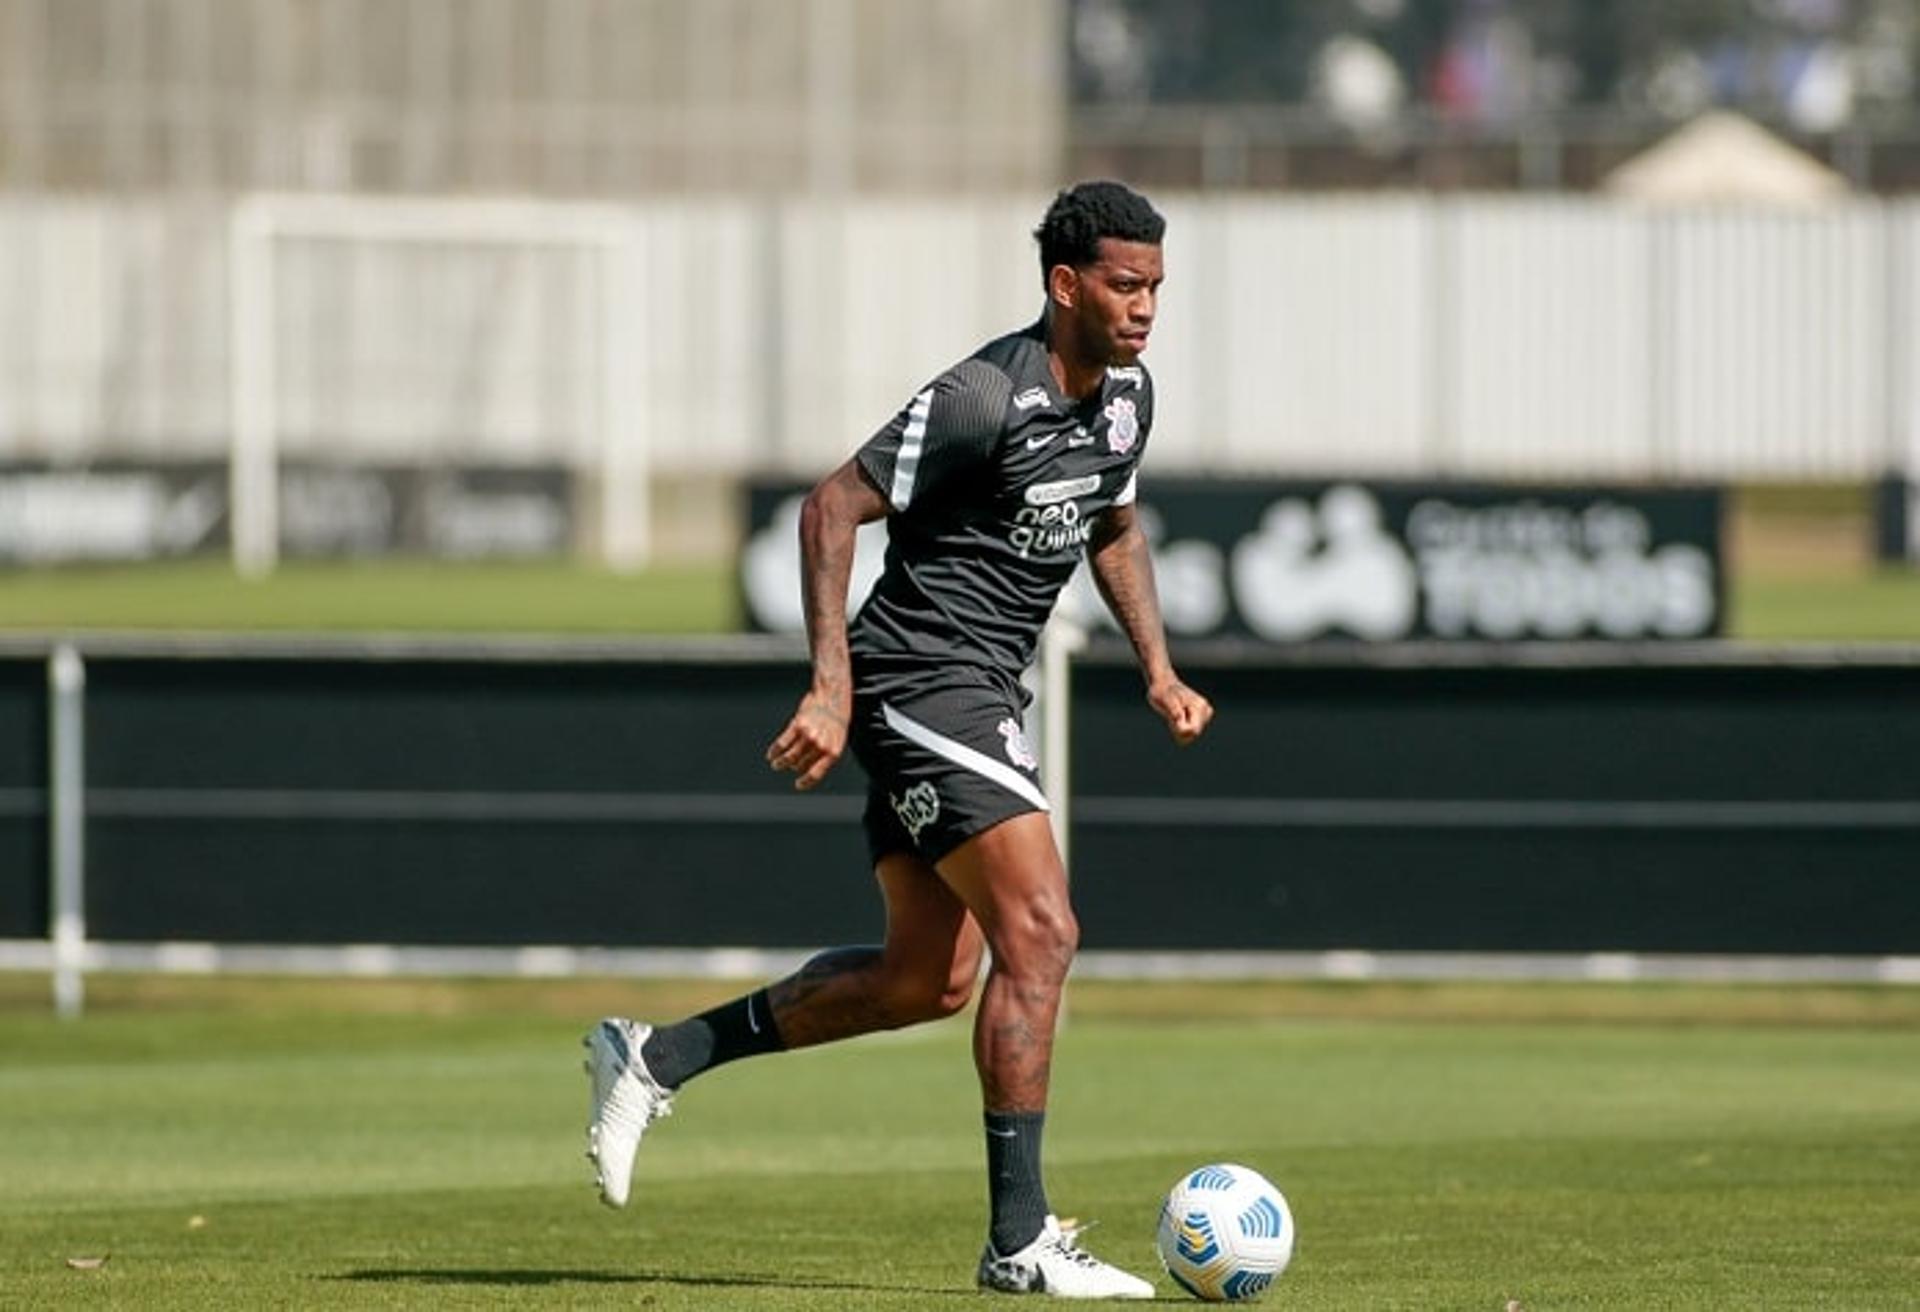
[[798, 462, 888, 701], [1088, 507, 1174, 685]]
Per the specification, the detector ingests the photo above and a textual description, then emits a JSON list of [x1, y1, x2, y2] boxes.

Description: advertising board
[[743, 479, 1725, 642]]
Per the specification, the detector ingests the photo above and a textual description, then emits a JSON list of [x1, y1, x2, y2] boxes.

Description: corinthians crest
[[1104, 395, 1138, 455], [997, 717, 1038, 771], [891, 781, 940, 839]]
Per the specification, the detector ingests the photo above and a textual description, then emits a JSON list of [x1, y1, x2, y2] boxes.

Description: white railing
[[1, 195, 1917, 485]]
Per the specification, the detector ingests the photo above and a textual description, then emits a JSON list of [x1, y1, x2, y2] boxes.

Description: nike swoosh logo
[[986, 1126, 1018, 1138], [1024, 433, 1059, 451]]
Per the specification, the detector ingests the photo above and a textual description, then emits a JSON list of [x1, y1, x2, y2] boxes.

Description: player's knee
[[919, 981, 974, 1021], [878, 962, 973, 1024], [892, 981, 969, 1025], [932, 964, 979, 1018], [997, 897, 1078, 983], [1050, 906, 1082, 971]]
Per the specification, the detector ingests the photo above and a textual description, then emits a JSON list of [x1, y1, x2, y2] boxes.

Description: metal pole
[[1895, 202, 1920, 563], [48, 645, 86, 1020], [599, 230, 650, 570], [1040, 614, 1086, 871], [1647, 210, 1670, 480], [758, 201, 788, 470], [1427, 196, 1455, 477], [1888, 200, 1912, 482], [229, 197, 280, 577]]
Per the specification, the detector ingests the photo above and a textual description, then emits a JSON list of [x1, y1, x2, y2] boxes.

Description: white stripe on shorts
[[888, 387, 936, 511], [880, 702, 1050, 813]]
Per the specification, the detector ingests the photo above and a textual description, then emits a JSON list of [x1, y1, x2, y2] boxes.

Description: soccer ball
[[1155, 1163, 1295, 1301]]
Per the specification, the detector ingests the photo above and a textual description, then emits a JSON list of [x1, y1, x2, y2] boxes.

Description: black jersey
[[850, 318, 1153, 702]]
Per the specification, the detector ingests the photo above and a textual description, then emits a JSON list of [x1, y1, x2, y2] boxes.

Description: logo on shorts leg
[[997, 718, 1038, 771], [891, 782, 941, 839]]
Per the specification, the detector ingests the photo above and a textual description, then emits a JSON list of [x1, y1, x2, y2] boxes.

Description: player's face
[[1072, 238, 1163, 365]]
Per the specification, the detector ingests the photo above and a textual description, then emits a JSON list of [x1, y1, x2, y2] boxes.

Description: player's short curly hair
[[1033, 180, 1165, 285]]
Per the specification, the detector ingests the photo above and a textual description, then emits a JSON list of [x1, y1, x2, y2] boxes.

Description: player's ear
[[1048, 263, 1078, 310]]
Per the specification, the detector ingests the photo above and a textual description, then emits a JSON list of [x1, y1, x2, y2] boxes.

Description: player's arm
[[768, 362, 1005, 787], [1087, 502, 1213, 746], [765, 459, 888, 790]]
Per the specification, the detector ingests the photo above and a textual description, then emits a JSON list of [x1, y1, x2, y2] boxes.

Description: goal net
[[227, 194, 647, 575]]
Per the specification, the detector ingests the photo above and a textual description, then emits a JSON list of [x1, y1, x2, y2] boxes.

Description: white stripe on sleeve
[[1115, 470, 1138, 506], [888, 387, 937, 511], [881, 702, 1051, 813]]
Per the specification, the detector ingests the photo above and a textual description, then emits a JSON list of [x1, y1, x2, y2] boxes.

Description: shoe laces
[[635, 1075, 674, 1123], [607, 1066, 674, 1125], [639, 1090, 674, 1125], [1047, 1218, 1105, 1268]]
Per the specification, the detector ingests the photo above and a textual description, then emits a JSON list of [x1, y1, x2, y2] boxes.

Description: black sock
[[985, 1110, 1050, 1255], [639, 988, 784, 1089]]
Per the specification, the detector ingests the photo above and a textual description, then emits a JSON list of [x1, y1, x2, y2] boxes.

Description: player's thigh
[[932, 811, 1074, 958], [876, 850, 985, 988]]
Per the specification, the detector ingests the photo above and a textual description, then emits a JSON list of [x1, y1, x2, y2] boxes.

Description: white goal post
[[227, 194, 649, 576]]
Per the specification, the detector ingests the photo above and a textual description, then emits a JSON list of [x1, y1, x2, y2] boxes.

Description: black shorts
[[847, 681, 1050, 866]]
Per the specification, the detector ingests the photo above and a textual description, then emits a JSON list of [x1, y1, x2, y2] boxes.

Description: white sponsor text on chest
[[1025, 475, 1101, 506], [1010, 476, 1101, 557]]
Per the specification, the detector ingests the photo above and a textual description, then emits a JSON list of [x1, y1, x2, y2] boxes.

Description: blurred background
[[1072, 0, 1920, 189], [8, 0, 1918, 193], [0, 0, 1916, 594]]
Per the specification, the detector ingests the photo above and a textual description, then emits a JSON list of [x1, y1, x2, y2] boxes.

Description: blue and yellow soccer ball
[[1155, 1163, 1295, 1301]]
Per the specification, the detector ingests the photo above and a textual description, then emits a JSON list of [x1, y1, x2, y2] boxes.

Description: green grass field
[[4, 978, 1918, 1309], [0, 557, 1917, 641], [0, 560, 740, 635], [1728, 569, 1920, 642]]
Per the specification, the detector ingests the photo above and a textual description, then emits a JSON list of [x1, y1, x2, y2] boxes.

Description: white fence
[[2, 194, 1918, 483]]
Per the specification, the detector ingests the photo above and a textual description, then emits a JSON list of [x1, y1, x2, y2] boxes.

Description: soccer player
[[585, 180, 1212, 1299]]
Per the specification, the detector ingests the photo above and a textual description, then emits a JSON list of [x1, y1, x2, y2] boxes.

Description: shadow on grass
[[336, 1267, 978, 1298]]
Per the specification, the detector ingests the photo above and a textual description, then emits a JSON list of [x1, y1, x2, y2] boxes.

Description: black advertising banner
[[277, 465, 573, 560], [741, 478, 1725, 642], [0, 464, 227, 563], [0, 463, 574, 563]]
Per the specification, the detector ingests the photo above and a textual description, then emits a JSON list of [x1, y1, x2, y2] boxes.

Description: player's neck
[[1043, 319, 1106, 400]]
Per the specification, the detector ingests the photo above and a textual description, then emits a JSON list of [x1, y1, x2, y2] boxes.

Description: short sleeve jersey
[[850, 319, 1153, 701]]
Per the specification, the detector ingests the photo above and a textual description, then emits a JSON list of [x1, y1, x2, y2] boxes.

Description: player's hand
[[1147, 677, 1213, 746], [765, 688, 851, 791]]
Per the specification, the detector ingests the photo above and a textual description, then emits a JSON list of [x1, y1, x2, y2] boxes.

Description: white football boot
[[977, 1215, 1155, 1300], [582, 1017, 674, 1208]]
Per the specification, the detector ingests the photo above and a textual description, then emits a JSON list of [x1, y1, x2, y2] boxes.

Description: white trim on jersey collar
[[889, 387, 936, 511], [881, 702, 1051, 813]]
